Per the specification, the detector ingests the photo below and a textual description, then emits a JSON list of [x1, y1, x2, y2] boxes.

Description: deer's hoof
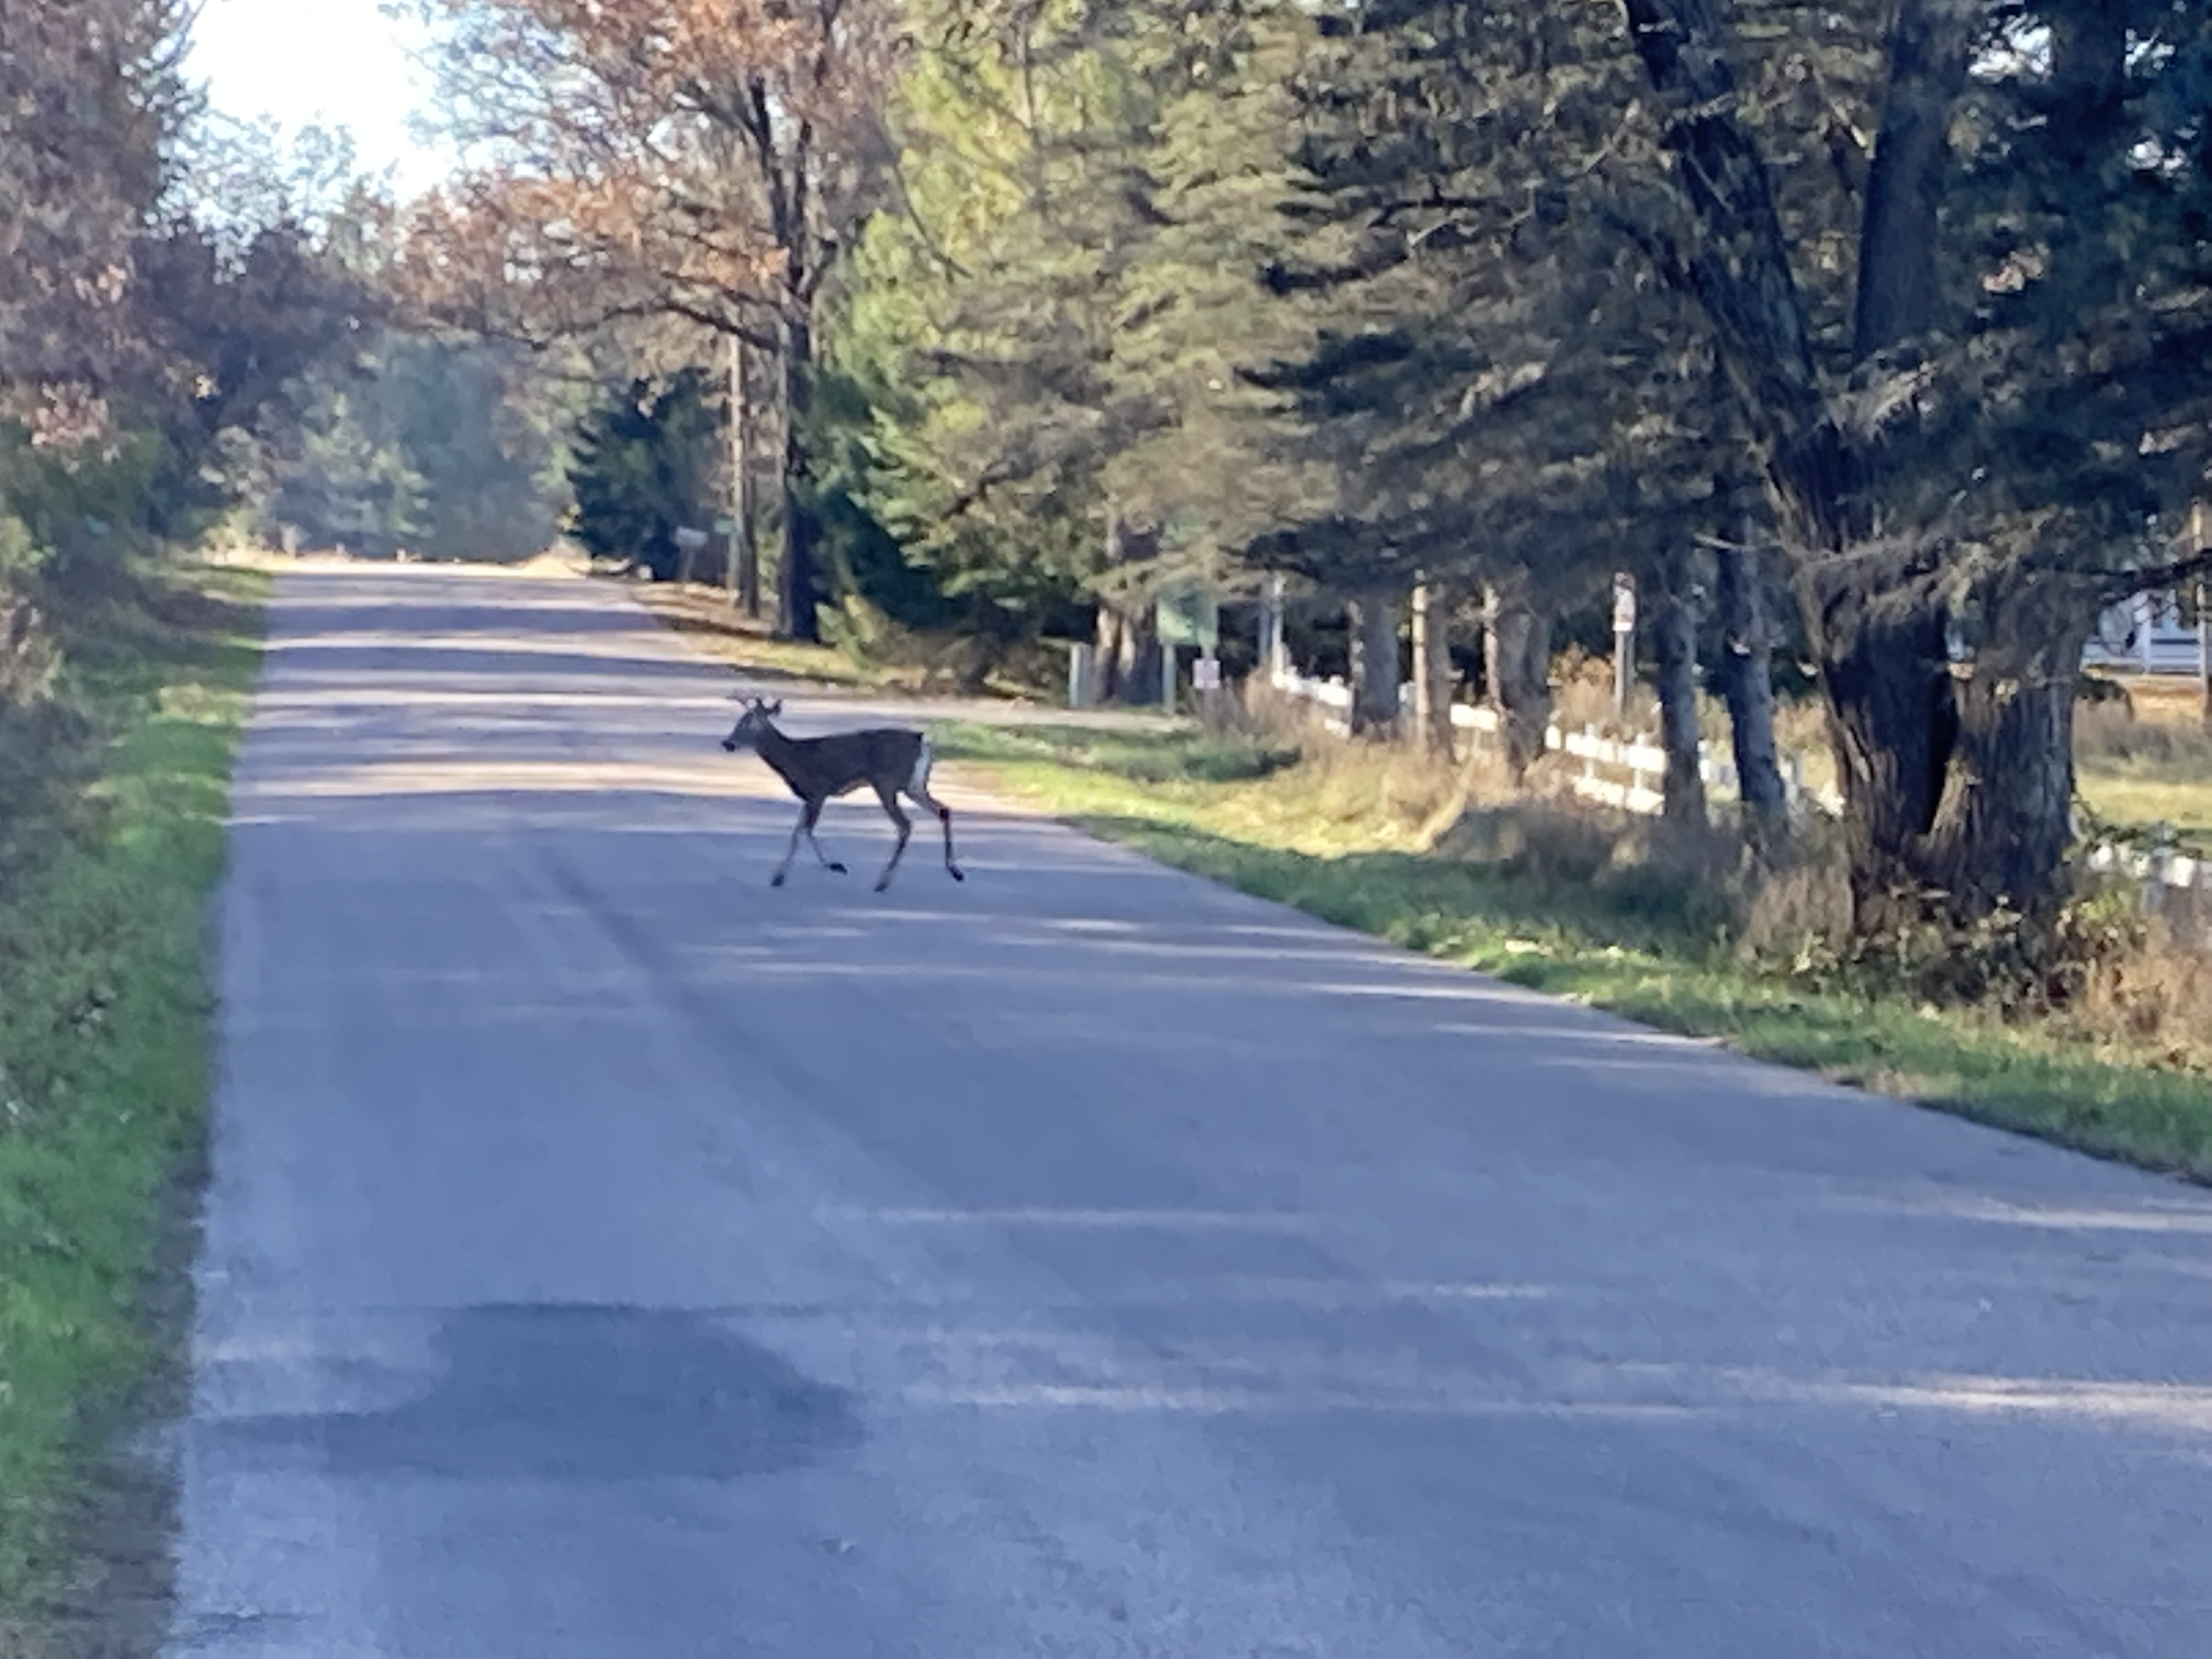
[[873, 878, 893, 894], [770, 872, 787, 888], [828, 862, 849, 875], [949, 867, 967, 883]]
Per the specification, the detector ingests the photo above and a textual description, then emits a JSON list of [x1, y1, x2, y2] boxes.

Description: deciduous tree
[[403, 0, 905, 638]]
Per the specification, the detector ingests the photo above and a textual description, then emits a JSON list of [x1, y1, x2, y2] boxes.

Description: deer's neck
[[755, 722, 809, 781]]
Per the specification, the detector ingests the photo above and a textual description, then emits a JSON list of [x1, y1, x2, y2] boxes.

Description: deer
[[719, 695, 966, 893]]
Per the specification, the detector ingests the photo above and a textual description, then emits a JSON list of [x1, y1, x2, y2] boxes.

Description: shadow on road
[[207, 1304, 865, 1483]]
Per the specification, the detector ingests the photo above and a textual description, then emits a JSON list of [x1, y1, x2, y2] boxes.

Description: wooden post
[[1611, 571, 1636, 724], [2197, 504, 2210, 731]]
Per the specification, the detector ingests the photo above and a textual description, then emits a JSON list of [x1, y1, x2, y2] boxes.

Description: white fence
[[1262, 664, 1830, 819], [2081, 593, 2208, 677], [1262, 664, 2209, 904]]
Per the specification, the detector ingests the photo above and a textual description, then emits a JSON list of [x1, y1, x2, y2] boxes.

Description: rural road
[[171, 566, 2212, 1658]]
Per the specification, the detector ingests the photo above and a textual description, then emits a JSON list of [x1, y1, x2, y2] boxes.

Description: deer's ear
[[765, 698, 783, 715]]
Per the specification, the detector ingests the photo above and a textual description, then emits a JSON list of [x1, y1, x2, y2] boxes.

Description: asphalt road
[[170, 566, 2212, 1658]]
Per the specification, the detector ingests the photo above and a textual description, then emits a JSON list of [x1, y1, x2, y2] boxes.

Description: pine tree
[[566, 373, 718, 580], [1220, 0, 1739, 753], [1612, 0, 2212, 928], [832, 0, 1179, 695]]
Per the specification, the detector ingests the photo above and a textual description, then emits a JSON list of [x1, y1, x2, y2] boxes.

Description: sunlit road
[[169, 565, 2212, 1658]]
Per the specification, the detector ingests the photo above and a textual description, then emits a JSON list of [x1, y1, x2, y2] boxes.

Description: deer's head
[[721, 695, 784, 753]]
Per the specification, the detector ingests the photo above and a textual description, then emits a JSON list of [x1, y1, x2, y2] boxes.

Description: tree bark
[[1347, 590, 1401, 737], [1482, 579, 1553, 781], [1652, 544, 1707, 827], [774, 309, 822, 642], [1093, 512, 1160, 704], [727, 332, 760, 618], [1712, 531, 1788, 841], [1410, 576, 1454, 755], [1808, 598, 1958, 929], [1923, 574, 2088, 920], [1852, 0, 1980, 359]]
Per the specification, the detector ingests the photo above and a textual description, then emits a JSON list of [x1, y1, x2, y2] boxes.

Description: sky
[[182, 0, 459, 195]]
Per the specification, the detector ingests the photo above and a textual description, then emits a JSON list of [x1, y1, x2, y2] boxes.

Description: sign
[[1192, 656, 1223, 692], [1611, 572, 1637, 634], [712, 517, 737, 535], [1156, 583, 1220, 651]]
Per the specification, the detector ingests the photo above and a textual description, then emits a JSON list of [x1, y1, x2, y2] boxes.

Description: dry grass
[[632, 581, 1067, 700], [2074, 682, 2212, 847], [2046, 908, 2212, 1071], [629, 582, 887, 689], [935, 703, 2212, 1179]]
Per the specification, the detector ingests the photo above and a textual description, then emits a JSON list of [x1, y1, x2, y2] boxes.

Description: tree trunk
[[1482, 579, 1553, 781], [1922, 580, 2088, 921], [1092, 600, 1162, 706], [1347, 590, 1401, 737], [1711, 532, 1788, 842], [1807, 593, 1958, 932], [1897, 0, 2121, 924], [774, 310, 822, 642], [727, 333, 760, 618], [1092, 513, 1160, 704], [1410, 576, 1454, 755], [1652, 544, 1707, 827]]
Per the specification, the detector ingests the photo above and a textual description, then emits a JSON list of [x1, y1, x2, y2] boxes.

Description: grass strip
[[934, 719, 2212, 1184], [0, 566, 266, 1636]]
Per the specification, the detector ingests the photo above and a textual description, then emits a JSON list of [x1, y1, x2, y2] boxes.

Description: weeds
[[0, 562, 263, 1639]]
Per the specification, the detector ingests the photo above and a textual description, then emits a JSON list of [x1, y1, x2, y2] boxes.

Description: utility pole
[[727, 333, 760, 618]]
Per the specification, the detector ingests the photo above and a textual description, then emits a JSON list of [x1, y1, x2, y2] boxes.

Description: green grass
[[934, 720, 2212, 1183], [2078, 774, 2212, 845], [0, 566, 265, 1631]]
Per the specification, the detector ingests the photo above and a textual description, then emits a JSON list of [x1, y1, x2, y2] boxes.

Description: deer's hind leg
[[870, 782, 913, 892], [905, 746, 965, 883], [905, 785, 963, 882]]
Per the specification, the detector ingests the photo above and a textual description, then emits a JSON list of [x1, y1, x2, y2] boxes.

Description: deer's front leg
[[772, 803, 812, 887], [800, 798, 847, 873]]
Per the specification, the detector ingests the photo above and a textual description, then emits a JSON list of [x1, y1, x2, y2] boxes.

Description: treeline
[[0, 0, 600, 876], [396, 0, 2211, 944], [2, 3, 348, 860]]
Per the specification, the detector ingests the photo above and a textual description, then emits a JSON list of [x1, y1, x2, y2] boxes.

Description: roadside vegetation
[[3, 2, 403, 1640], [0, 567, 264, 1645], [933, 704, 2212, 1183], [633, 580, 1067, 701]]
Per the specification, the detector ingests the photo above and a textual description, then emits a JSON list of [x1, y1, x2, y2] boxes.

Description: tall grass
[[0, 566, 263, 1643], [935, 698, 2212, 1181]]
